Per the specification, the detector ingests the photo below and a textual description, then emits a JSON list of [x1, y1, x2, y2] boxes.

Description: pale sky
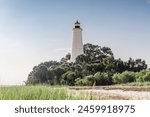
[[0, 0, 150, 85]]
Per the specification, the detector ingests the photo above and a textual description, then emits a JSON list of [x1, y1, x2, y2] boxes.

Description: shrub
[[84, 75, 96, 86], [62, 71, 76, 86], [135, 70, 147, 82], [75, 75, 95, 86], [121, 71, 135, 83], [75, 78, 84, 86], [112, 73, 122, 84], [143, 72, 150, 82], [113, 71, 135, 84], [94, 72, 112, 85]]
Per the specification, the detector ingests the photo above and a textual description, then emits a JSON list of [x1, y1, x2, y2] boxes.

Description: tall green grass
[[0, 86, 99, 100]]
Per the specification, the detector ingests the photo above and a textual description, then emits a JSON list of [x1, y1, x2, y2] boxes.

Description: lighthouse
[[70, 21, 84, 62]]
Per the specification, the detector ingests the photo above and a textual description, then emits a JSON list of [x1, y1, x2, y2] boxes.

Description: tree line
[[26, 43, 149, 86]]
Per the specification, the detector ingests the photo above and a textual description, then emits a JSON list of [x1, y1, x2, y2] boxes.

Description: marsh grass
[[2, 85, 147, 100], [0, 86, 69, 100], [0, 85, 101, 100]]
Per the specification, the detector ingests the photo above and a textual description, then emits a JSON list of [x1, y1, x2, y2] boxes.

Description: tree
[[60, 53, 71, 63], [102, 56, 115, 72], [47, 67, 65, 85], [126, 58, 147, 72], [75, 43, 115, 77], [26, 64, 48, 85], [113, 58, 126, 73], [62, 71, 76, 86], [26, 43, 149, 86], [82, 43, 113, 63]]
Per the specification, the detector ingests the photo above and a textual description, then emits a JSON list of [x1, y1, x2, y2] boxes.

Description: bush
[[121, 71, 135, 83], [84, 75, 96, 86], [113, 71, 135, 84], [94, 72, 112, 85], [75, 78, 84, 86], [62, 71, 76, 86], [75, 75, 95, 86], [143, 72, 150, 82], [112, 73, 122, 84], [135, 70, 147, 82]]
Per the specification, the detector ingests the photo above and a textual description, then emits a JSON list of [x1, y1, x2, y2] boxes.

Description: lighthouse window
[[75, 26, 80, 28]]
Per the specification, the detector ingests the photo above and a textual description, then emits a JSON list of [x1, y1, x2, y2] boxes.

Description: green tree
[[26, 64, 48, 85], [127, 58, 147, 72], [75, 43, 113, 65], [26, 43, 149, 86], [60, 53, 71, 63], [47, 67, 65, 85], [62, 71, 76, 86]]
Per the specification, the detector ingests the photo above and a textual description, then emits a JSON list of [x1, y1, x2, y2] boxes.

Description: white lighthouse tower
[[70, 21, 84, 62]]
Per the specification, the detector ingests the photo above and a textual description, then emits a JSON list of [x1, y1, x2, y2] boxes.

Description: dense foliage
[[26, 43, 149, 86]]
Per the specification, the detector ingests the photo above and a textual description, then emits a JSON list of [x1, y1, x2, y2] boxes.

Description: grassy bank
[[0, 85, 101, 100], [0, 86, 66, 100], [1, 85, 150, 100]]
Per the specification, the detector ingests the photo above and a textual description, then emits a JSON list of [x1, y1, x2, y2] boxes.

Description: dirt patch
[[69, 86, 150, 100], [69, 86, 150, 92]]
